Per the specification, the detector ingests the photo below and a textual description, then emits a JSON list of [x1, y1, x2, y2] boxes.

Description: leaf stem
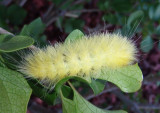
[[67, 81, 76, 91], [0, 27, 14, 36], [60, 89, 63, 99]]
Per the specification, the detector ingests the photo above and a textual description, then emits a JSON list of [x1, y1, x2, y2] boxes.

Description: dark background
[[0, 0, 160, 113]]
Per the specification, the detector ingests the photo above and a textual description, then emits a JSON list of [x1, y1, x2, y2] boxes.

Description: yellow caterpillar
[[18, 33, 137, 84]]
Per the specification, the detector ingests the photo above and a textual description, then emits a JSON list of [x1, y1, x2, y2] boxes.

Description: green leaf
[[0, 35, 34, 52], [61, 85, 73, 99], [140, 36, 153, 53], [7, 4, 27, 25], [20, 18, 45, 38], [0, 34, 13, 43], [52, 0, 64, 6], [55, 64, 142, 94], [28, 80, 57, 105], [61, 83, 127, 113], [149, 6, 154, 20], [20, 18, 46, 46], [0, 67, 32, 113], [154, 4, 160, 20], [55, 76, 103, 96], [103, 14, 117, 24], [55, 76, 90, 94], [64, 19, 84, 33], [0, 18, 8, 29], [89, 79, 105, 95], [110, 0, 132, 13], [99, 64, 143, 93], [0, 59, 6, 67], [0, 5, 7, 20], [60, 0, 74, 10], [127, 10, 144, 28], [0, 54, 6, 68], [65, 29, 84, 43], [61, 94, 76, 113], [155, 25, 160, 35], [98, 0, 109, 11], [68, 3, 83, 11]]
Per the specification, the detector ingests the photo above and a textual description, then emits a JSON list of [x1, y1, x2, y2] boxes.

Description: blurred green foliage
[[98, 0, 160, 53], [0, 0, 159, 53], [20, 18, 47, 47], [51, 0, 87, 33], [0, 4, 27, 29]]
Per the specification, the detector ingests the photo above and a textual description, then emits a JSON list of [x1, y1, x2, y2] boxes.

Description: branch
[[42, 0, 70, 26], [0, 27, 35, 49], [0, 27, 14, 36], [18, 0, 27, 7], [70, 9, 100, 13], [112, 90, 142, 113], [28, 102, 60, 113], [65, 12, 79, 18], [42, 0, 99, 27], [143, 74, 160, 85], [85, 87, 118, 100], [42, 4, 54, 19], [72, 0, 86, 5], [0, 0, 12, 6], [138, 104, 160, 110]]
